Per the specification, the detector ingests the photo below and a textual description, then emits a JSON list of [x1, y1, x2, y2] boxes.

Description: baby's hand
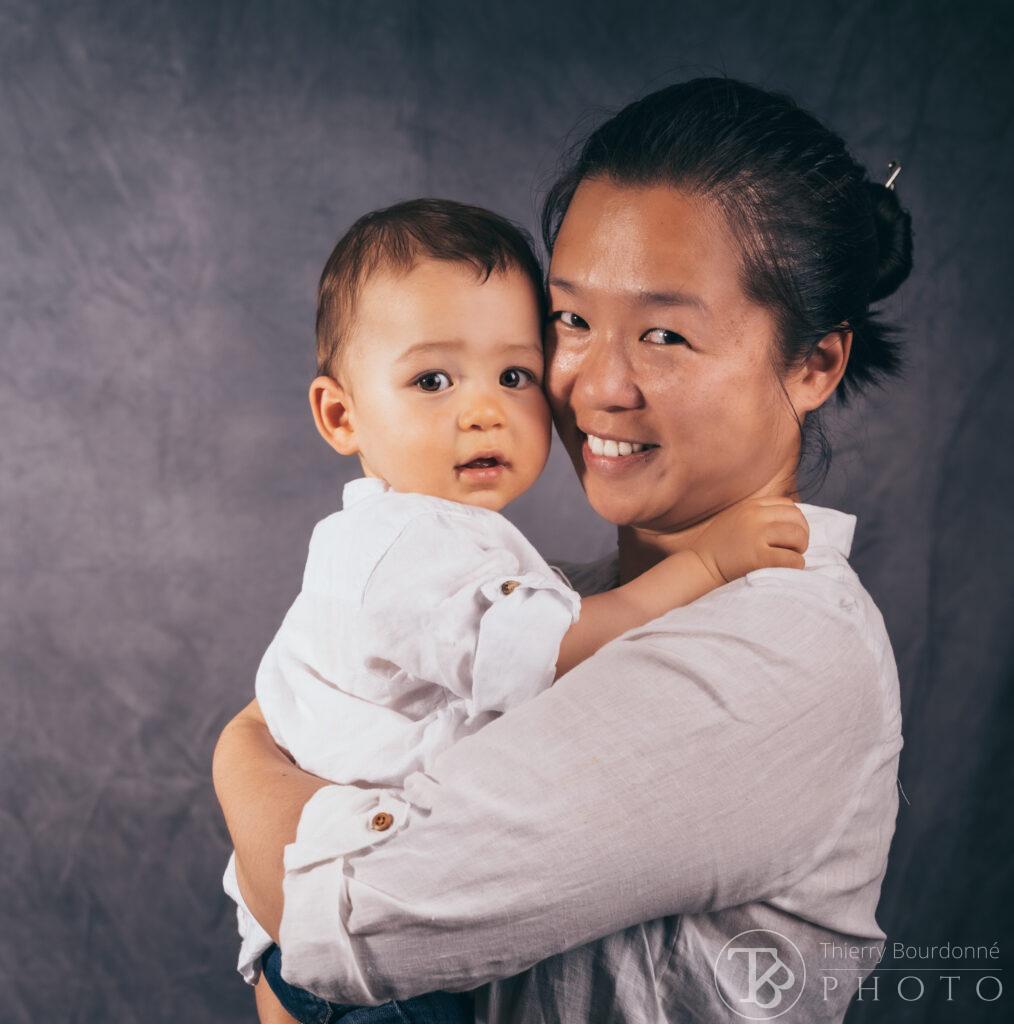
[[689, 497, 809, 585]]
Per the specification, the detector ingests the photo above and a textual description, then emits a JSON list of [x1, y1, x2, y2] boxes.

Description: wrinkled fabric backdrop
[[3, 1, 1012, 1021]]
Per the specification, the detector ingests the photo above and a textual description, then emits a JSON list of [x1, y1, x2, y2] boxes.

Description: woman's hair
[[316, 198, 544, 378], [541, 77, 914, 479]]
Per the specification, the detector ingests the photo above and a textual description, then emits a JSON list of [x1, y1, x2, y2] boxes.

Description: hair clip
[[884, 161, 902, 190]]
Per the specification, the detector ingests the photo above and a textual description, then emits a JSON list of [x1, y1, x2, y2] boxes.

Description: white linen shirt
[[275, 503, 904, 1023], [223, 476, 581, 982]]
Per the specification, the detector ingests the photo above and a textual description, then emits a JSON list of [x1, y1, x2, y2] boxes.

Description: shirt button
[[370, 811, 394, 832], [501, 579, 520, 595]]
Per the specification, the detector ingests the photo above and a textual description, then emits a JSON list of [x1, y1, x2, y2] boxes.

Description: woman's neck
[[617, 521, 710, 585], [616, 479, 800, 585]]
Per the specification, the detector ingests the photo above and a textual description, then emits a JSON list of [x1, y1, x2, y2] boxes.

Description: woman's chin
[[581, 477, 663, 528]]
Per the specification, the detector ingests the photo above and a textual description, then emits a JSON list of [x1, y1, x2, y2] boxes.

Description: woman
[[214, 77, 912, 1023]]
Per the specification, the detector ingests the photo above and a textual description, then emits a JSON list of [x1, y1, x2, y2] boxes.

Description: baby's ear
[[309, 375, 359, 456]]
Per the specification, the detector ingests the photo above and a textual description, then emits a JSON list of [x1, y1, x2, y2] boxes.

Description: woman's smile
[[546, 178, 798, 533], [580, 431, 661, 476], [583, 431, 659, 457]]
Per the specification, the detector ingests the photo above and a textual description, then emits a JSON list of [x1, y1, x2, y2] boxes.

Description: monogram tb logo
[[713, 929, 806, 1019]]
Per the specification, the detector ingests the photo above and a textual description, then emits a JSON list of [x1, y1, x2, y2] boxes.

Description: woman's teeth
[[586, 433, 655, 457]]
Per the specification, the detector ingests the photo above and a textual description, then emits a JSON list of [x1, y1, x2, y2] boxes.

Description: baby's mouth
[[456, 451, 509, 471]]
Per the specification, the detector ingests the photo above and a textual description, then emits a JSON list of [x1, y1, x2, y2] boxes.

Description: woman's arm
[[212, 698, 329, 940], [213, 571, 887, 1006]]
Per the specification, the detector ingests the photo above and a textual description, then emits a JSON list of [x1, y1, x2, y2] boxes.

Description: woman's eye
[[641, 328, 689, 346], [552, 310, 589, 330], [414, 371, 452, 392], [500, 367, 535, 389]]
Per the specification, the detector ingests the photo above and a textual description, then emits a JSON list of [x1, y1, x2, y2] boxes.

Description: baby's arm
[[555, 496, 808, 677]]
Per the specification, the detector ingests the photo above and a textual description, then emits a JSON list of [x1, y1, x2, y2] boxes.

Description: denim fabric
[[261, 945, 473, 1024]]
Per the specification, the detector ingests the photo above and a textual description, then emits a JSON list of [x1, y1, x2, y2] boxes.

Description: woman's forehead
[[549, 178, 744, 308]]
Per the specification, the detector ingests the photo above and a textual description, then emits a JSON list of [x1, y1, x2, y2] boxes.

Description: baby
[[223, 198, 809, 1024]]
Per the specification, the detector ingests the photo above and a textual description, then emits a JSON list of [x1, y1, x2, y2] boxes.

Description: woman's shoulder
[[743, 502, 893, 666], [610, 502, 898, 716]]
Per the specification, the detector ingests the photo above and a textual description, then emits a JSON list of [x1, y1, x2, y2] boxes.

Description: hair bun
[[867, 181, 914, 302]]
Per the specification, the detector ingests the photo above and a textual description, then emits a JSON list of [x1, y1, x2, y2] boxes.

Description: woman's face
[[546, 177, 800, 533]]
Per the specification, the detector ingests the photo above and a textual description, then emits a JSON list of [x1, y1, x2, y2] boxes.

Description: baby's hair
[[316, 198, 545, 378]]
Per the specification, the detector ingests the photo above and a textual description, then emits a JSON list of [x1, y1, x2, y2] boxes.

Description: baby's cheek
[[518, 435, 552, 495], [529, 400, 553, 454]]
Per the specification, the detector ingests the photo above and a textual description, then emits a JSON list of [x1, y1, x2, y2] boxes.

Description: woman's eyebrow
[[548, 276, 708, 313], [638, 288, 708, 313]]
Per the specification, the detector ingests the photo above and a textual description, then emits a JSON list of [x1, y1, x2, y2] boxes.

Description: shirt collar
[[796, 503, 857, 558], [337, 481, 856, 559], [341, 476, 390, 509]]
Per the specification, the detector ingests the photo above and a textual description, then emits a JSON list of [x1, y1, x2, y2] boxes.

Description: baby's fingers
[[764, 546, 806, 570], [763, 519, 810, 553], [758, 502, 808, 525]]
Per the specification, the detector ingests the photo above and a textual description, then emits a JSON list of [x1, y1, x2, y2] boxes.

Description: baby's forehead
[[351, 259, 544, 349]]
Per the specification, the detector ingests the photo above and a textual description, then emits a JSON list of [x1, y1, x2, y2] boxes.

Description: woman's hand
[[689, 496, 810, 584], [212, 699, 330, 940]]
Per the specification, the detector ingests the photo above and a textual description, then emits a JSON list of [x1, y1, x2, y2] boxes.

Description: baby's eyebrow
[[395, 339, 542, 363], [498, 341, 544, 359], [395, 339, 466, 363]]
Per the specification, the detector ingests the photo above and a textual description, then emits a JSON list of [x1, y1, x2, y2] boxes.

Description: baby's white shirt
[[223, 476, 582, 982]]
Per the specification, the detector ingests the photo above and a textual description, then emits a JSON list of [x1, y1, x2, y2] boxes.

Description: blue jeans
[[260, 945, 474, 1024]]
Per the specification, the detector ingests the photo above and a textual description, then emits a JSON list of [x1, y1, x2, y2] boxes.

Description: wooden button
[[500, 579, 520, 595], [370, 811, 394, 832]]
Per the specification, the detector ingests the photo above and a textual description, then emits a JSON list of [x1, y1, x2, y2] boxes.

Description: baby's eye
[[641, 327, 689, 346], [551, 311, 589, 330], [500, 367, 535, 389], [414, 371, 452, 392]]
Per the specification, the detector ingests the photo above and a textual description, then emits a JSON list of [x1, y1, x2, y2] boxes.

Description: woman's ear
[[787, 328, 853, 414], [309, 375, 359, 456]]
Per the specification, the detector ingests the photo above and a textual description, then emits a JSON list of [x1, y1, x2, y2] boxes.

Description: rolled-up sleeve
[[358, 514, 581, 715], [279, 785, 414, 999], [277, 573, 890, 1005]]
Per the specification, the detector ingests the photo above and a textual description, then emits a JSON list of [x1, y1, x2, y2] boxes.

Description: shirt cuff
[[278, 784, 412, 1004], [222, 852, 274, 985], [470, 570, 582, 714]]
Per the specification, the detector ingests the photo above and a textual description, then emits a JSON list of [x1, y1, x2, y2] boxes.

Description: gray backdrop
[[3, 1, 1012, 1021]]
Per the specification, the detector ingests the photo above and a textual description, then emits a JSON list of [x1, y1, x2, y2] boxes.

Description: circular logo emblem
[[713, 929, 807, 1020]]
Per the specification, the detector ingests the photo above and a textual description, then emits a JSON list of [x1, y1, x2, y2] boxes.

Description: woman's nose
[[457, 389, 506, 431], [571, 335, 644, 411]]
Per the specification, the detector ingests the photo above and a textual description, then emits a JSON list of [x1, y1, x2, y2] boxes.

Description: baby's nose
[[458, 392, 506, 431]]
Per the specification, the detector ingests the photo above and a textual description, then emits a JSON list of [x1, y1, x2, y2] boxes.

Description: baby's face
[[340, 260, 551, 511]]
